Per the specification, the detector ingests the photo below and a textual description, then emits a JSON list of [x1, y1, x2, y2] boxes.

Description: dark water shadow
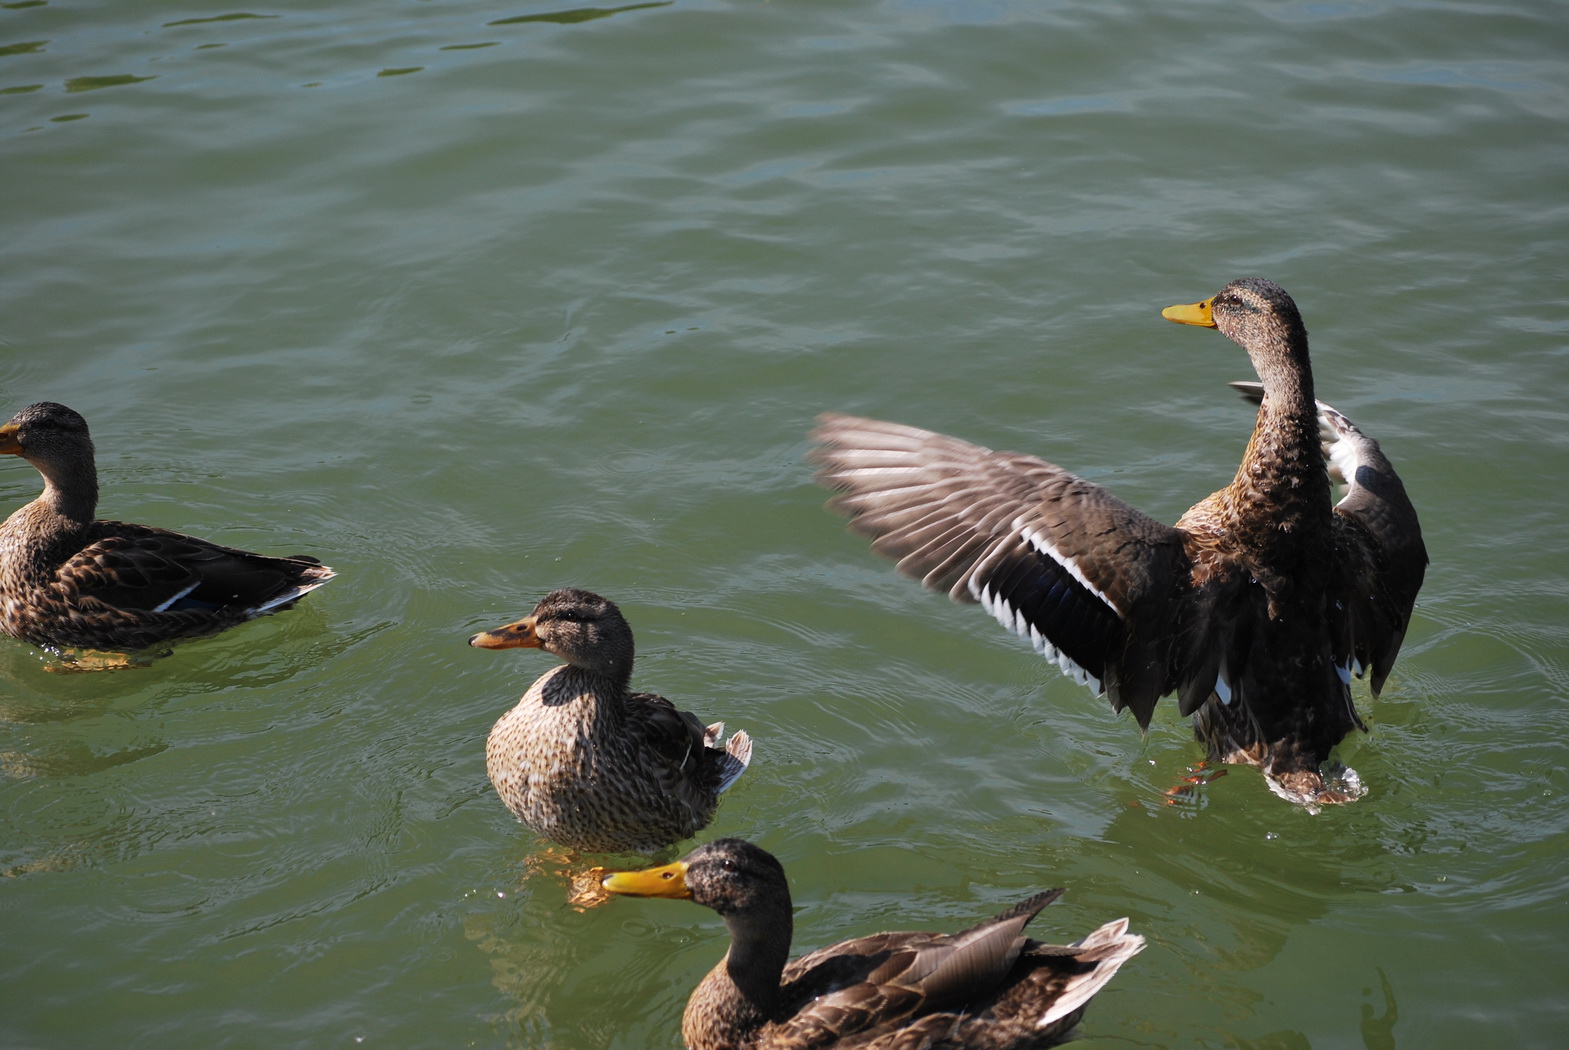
[[489, 2, 673, 28]]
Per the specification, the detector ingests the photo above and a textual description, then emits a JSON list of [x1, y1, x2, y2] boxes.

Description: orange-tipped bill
[[468, 616, 542, 649], [601, 860, 692, 899], [1162, 297, 1217, 327], [0, 422, 21, 455]]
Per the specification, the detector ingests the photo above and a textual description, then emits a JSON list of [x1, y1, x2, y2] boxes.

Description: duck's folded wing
[[771, 938, 930, 1047], [774, 891, 1064, 1046], [623, 692, 733, 806], [63, 523, 329, 614], [625, 693, 707, 764], [811, 413, 1188, 728]]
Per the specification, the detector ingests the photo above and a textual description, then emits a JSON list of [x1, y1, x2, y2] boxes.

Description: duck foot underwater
[[519, 846, 615, 910]]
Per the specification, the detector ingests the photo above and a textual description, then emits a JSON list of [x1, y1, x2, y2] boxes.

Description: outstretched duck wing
[[811, 413, 1189, 728]]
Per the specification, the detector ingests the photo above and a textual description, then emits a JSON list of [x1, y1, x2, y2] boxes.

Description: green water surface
[[3, 1, 1567, 1048]]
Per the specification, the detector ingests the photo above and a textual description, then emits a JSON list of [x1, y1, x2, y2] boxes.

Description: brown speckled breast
[[486, 664, 716, 853]]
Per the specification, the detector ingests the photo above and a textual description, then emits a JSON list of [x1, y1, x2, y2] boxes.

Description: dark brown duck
[[811, 279, 1426, 806], [603, 838, 1142, 1049]]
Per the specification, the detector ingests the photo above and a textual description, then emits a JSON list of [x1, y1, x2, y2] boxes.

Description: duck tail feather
[[1038, 919, 1145, 1028], [714, 728, 752, 793]]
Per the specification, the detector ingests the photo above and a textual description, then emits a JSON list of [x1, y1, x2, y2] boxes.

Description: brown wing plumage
[[1323, 408, 1428, 694], [811, 412, 1190, 728], [770, 891, 1059, 1047], [62, 522, 330, 615], [768, 890, 1141, 1049], [1229, 382, 1428, 695], [624, 691, 752, 812], [6, 521, 332, 653]]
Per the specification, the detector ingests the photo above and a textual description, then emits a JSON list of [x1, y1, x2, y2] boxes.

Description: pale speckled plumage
[[0, 401, 335, 654], [473, 588, 752, 854], [603, 839, 1143, 1050], [811, 279, 1426, 807]]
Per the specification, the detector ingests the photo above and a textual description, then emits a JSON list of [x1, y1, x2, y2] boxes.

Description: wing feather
[[58, 523, 329, 614], [770, 891, 1064, 1048], [812, 413, 1188, 726], [625, 696, 752, 808]]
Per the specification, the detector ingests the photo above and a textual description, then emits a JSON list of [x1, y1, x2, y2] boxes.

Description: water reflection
[[63, 74, 156, 93], [488, 2, 673, 29], [1360, 967, 1399, 1050], [463, 844, 686, 1049], [1193, 966, 1400, 1050]]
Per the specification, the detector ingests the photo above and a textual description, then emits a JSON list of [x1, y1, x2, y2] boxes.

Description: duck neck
[[563, 632, 636, 691], [1231, 338, 1328, 522], [1253, 328, 1318, 422], [721, 906, 791, 1012], [30, 453, 98, 527], [1223, 343, 1333, 616], [683, 905, 792, 1050], [539, 665, 631, 730]]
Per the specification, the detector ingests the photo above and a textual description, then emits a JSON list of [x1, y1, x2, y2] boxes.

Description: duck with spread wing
[[811, 278, 1426, 806]]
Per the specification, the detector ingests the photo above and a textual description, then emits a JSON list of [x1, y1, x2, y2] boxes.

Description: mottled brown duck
[[469, 588, 753, 853], [0, 401, 336, 657], [603, 838, 1142, 1050], [811, 278, 1426, 807]]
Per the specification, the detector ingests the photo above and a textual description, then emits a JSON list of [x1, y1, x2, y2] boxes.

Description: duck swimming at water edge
[[603, 838, 1143, 1050], [0, 401, 335, 660], [811, 279, 1427, 807]]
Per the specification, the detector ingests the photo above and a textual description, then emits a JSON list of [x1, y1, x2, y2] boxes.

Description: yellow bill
[[601, 860, 692, 899], [1162, 297, 1217, 327]]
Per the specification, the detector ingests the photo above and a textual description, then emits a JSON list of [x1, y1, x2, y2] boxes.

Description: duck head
[[468, 586, 635, 681], [1163, 277, 1313, 398], [0, 401, 95, 466], [602, 838, 791, 918]]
